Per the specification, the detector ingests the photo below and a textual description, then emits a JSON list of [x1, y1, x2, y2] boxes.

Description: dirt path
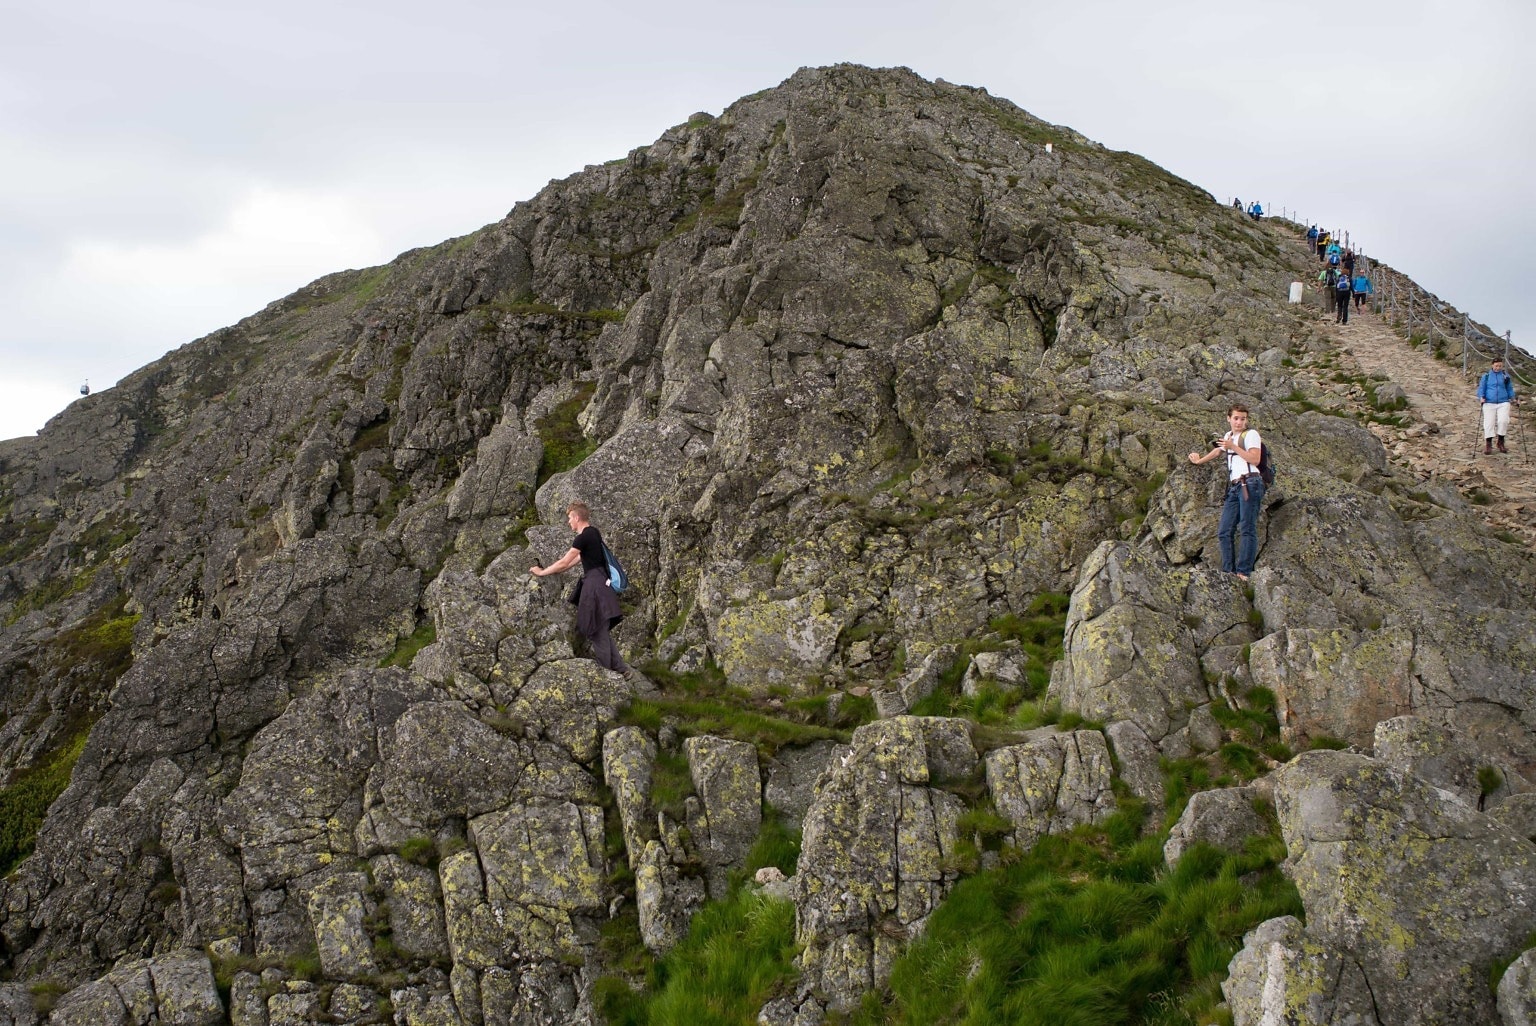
[[1298, 296, 1535, 544]]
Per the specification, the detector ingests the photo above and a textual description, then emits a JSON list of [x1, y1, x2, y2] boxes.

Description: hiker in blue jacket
[[1352, 273, 1372, 310], [1478, 358, 1519, 454], [1307, 225, 1319, 249]]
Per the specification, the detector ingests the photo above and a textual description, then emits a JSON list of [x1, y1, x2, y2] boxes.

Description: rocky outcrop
[[792, 717, 975, 1015], [985, 730, 1116, 848], [1163, 786, 1266, 866], [1225, 750, 1536, 1026]]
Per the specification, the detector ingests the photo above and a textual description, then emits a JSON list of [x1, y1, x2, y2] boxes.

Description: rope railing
[[1229, 210, 1530, 389]]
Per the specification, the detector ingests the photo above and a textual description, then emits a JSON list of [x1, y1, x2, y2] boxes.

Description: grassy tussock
[[847, 807, 1300, 1026], [595, 819, 802, 1026]]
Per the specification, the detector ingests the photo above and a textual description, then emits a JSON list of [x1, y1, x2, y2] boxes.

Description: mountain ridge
[[1, 63, 1534, 1026]]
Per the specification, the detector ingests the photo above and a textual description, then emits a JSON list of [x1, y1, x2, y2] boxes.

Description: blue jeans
[[1217, 477, 1265, 575]]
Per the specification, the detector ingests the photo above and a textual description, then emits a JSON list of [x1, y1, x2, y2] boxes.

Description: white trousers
[[1483, 401, 1511, 439]]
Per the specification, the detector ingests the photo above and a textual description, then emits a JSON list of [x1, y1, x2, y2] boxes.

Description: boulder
[[1500, 948, 1536, 1026], [795, 717, 976, 1012], [685, 735, 763, 895], [603, 726, 657, 868], [1260, 750, 1536, 1025], [49, 950, 223, 1026], [1049, 542, 1208, 748], [985, 731, 1116, 849], [713, 591, 846, 692], [1163, 786, 1266, 866]]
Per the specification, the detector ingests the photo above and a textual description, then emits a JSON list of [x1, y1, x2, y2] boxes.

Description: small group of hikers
[[1233, 198, 1263, 220], [1307, 225, 1372, 324], [530, 502, 646, 682]]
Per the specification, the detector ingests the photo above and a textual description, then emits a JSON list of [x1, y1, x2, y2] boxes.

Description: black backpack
[[1247, 431, 1276, 486]]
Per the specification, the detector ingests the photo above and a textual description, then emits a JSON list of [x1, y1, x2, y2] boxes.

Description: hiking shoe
[[1498, 440, 1508, 453], [1485, 441, 1494, 454]]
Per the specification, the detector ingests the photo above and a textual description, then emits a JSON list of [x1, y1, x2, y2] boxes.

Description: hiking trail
[[1279, 253, 1535, 547]]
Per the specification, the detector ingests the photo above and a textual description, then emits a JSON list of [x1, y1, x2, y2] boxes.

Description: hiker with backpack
[[1334, 270, 1354, 323], [1352, 272, 1373, 310], [1477, 358, 1520, 454], [1188, 404, 1269, 581], [530, 501, 640, 678]]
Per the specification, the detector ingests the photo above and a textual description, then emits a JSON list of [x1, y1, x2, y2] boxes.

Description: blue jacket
[[1478, 370, 1517, 404], [1352, 276, 1371, 294]]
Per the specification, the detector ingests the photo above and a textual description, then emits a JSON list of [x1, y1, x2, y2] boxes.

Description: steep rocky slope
[[1, 64, 1534, 1026]]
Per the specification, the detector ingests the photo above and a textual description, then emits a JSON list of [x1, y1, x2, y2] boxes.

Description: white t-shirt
[[1226, 429, 1262, 481]]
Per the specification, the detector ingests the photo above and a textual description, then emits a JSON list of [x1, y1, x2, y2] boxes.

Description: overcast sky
[[2, 0, 1531, 441]]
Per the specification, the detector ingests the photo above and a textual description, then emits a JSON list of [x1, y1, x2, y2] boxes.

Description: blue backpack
[[602, 543, 629, 594]]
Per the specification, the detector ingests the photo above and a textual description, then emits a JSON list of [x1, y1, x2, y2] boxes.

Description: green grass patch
[[536, 382, 599, 485], [0, 730, 89, 877], [379, 620, 437, 669], [624, 662, 851, 760], [848, 808, 1300, 1026], [909, 593, 1071, 731], [595, 820, 803, 1026]]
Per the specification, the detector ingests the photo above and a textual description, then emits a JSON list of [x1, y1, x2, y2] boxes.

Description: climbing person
[[1250, 201, 1263, 220], [1477, 358, 1520, 454], [1352, 272, 1373, 310], [1188, 405, 1266, 580], [530, 501, 638, 676], [1342, 249, 1356, 274], [1307, 224, 1319, 250], [1317, 230, 1331, 261], [1334, 270, 1353, 323], [1234, 197, 1243, 210]]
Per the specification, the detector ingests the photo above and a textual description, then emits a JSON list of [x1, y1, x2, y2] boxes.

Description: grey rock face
[[1256, 750, 1536, 1026], [985, 731, 1116, 849], [1500, 949, 1536, 1026], [1248, 627, 1415, 749], [1049, 542, 1213, 748], [685, 735, 763, 896], [764, 740, 843, 828], [795, 717, 975, 1013], [1223, 916, 1382, 1026], [1163, 786, 1266, 866], [1372, 715, 1489, 808], [1105, 719, 1166, 820], [48, 949, 223, 1026]]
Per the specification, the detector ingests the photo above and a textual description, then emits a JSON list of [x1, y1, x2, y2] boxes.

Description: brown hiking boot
[[1498, 438, 1508, 453], [1485, 440, 1494, 454]]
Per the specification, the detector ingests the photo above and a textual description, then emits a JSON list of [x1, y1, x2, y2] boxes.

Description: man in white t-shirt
[[1188, 404, 1266, 580]]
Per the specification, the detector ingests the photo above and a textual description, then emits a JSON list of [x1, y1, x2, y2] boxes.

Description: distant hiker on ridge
[[1188, 405, 1266, 581], [1478, 358, 1519, 454]]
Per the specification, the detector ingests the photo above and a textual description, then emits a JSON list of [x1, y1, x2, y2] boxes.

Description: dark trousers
[[1336, 291, 1351, 323], [585, 619, 630, 673], [1354, 292, 1366, 309]]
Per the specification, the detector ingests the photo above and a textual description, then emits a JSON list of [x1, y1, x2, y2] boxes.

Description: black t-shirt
[[573, 526, 607, 572]]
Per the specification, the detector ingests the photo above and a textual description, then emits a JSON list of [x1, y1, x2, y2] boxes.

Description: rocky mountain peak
[[1, 64, 1534, 1026]]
